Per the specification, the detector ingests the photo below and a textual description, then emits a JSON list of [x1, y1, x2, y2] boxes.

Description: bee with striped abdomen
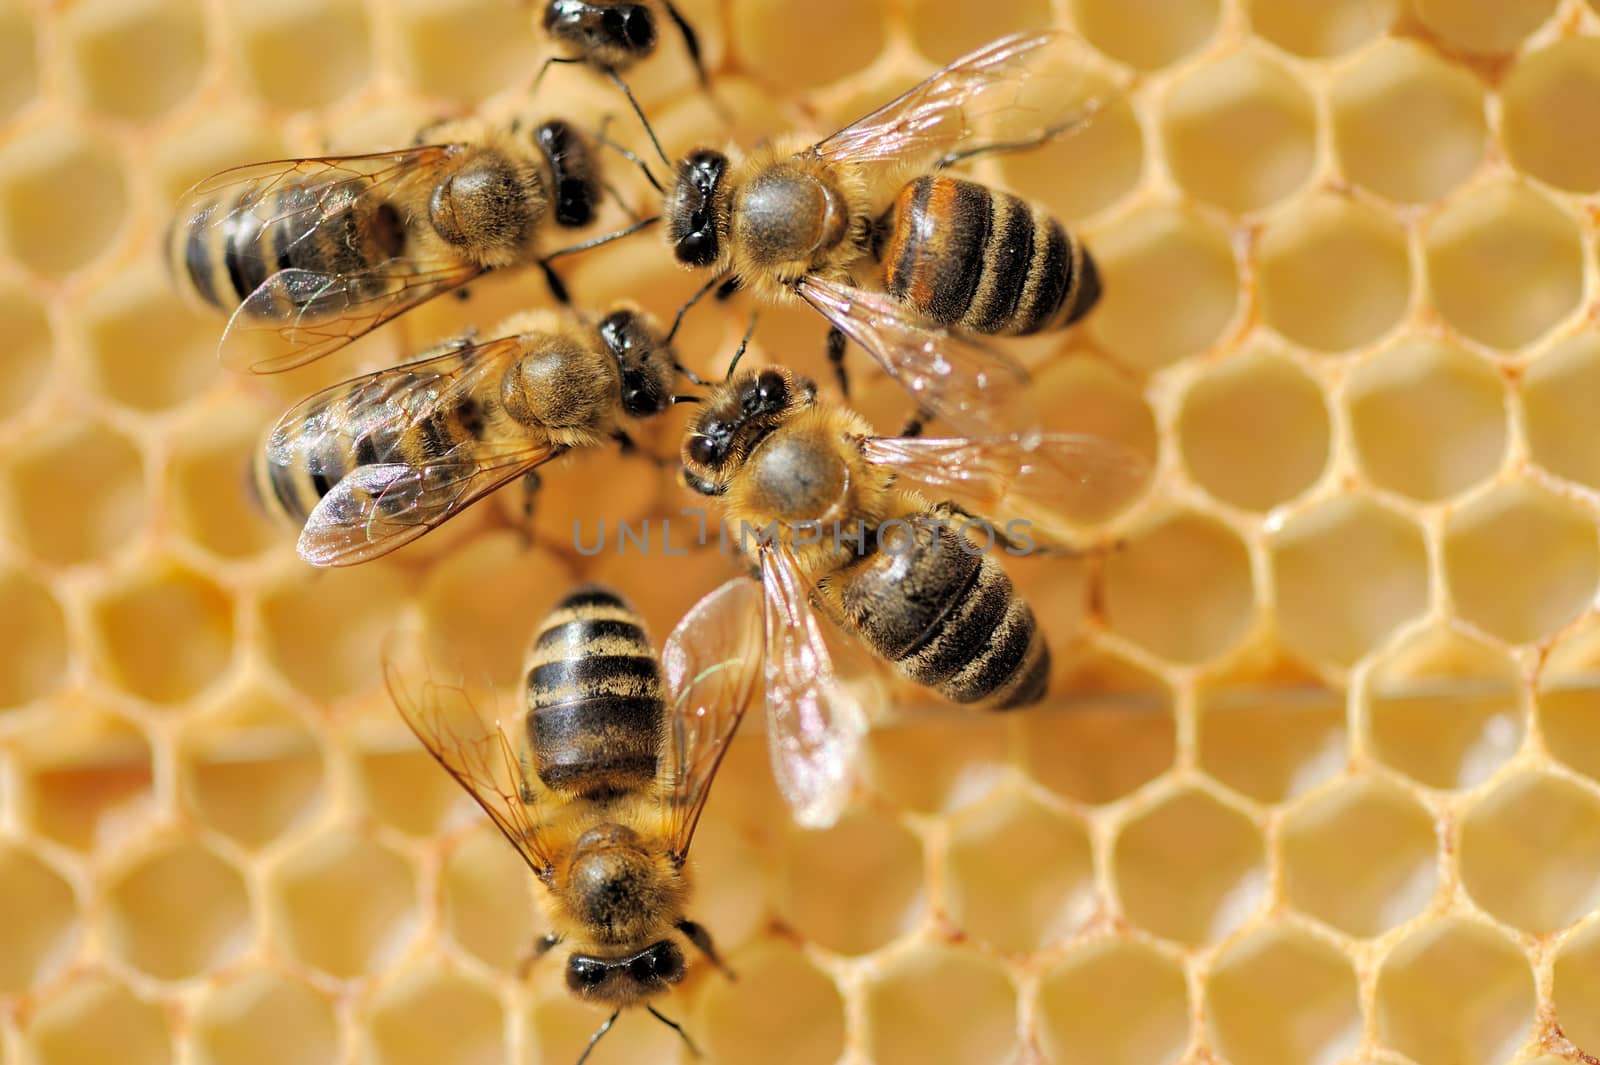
[[659, 31, 1112, 435], [679, 359, 1148, 828], [386, 581, 761, 1064], [170, 118, 655, 374], [254, 303, 681, 566]]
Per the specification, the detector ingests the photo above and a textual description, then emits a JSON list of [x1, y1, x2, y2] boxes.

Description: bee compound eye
[[687, 434, 718, 467], [566, 956, 609, 991], [620, 6, 655, 47], [621, 371, 666, 416], [756, 369, 787, 405], [676, 227, 717, 267], [630, 942, 683, 984]]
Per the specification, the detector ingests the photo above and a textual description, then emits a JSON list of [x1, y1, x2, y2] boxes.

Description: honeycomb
[[5, 0, 1600, 1062]]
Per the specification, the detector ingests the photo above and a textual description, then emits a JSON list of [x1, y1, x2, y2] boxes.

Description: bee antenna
[[723, 312, 759, 381], [665, 271, 726, 346], [592, 121, 666, 195], [671, 393, 703, 405], [574, 1010, 621, 1065], [604, 68, 673, 172], [673, 362, 709, 387], [646, 1006, 702, 1059]]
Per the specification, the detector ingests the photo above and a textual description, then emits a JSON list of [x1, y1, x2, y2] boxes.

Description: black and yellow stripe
[[251, 361, 493, 527], [525, 586, 665, 800], [173, 180, 406, 315], [876, 175, 1101, 336], [838, 519, 1049, 710]]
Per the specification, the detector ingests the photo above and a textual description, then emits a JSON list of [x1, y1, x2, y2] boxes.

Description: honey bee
[[170, 118, 656, 374], [660, 31, 1110, 434], [540, 0, 711, 92], [386, 581, 761, 1063], [679, 361, 1147, 827], [254, 303, 682, 566]]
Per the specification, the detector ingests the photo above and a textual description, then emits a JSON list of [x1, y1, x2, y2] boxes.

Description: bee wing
[[861, 433, 1152, 539], [806, 31, 1104, 171], [383, 629, 557, 880], [177, 148, 449, 206], [264, 333, 522, 474], [172, 146, 475, 374], [298, 445, 558, 567], [759, 541, 868, 830], [796, 276, 1034, 437], [659, 578, 766, 861], [222, 261, 483, 374], [264, 334, 560, 567]]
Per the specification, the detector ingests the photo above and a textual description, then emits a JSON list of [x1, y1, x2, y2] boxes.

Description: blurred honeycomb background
[[6, 0, 1600, 1062]]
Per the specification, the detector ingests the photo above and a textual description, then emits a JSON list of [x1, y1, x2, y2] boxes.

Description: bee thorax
[[746, 432, 849, 523], [567, 830, 674, 943], [732, 164, 847, 266], [428, 151, 538, 261]]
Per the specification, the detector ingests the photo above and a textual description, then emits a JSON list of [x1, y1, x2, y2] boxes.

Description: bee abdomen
[[252, 364, 472, 527], [877, 175, 1100, 336], [252, 396, 359, 527], [525, 585, 665, 798], [839, 519, 1049, 709], [171, 184, 404, 316]]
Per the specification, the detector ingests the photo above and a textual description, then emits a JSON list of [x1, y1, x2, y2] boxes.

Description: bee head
[[532, 119, 601, 228], [543, 0, 658, 56], [667, 149, 729, 267], [598, 307, 674, 418], [681, 367, 815, 492], [565, 940, 686, 1004]]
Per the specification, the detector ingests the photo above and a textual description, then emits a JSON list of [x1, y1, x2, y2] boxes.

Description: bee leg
[[592, 115, 667, 195], [826, 326, 849, 398], [538, 261, 571, 305], [665, 269, 728, 346], [936, 114, 1101, 170], [575, 1010, 622, 1065], [661, 0, 709, 93], [603, 66, 672, 169], [519, 469, 544, 545], [540, 214, 663, 292], [516, 932, 561, 980], [531, 54, 584, 100], [645, 1006, 702, 1059], [603, 180, 643, 222], [714, 276, 741, 301], [614, 430, 669, 469], [662, 0, 731, 125], [677, 919, 736, 981], [897, 409, 930, 438]]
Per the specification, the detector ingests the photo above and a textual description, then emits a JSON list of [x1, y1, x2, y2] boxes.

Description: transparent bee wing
[[861, 433, 1153, 539], [382, 624, 556, 880], [177, 148, 450, 207], [759, 541, 867, 830], [222, 260, 483, 374], [660, 578, 766, 860], [264, 333, 523, 475], [806, 31, 1110, 174], [795, 276, 1036, 437], [171, 145, 479, 374], [297, 445, 557, 567]]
